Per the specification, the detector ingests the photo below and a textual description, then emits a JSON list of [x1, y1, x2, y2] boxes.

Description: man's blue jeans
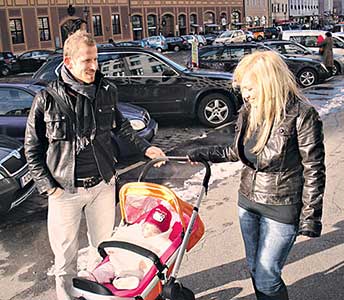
[[238, 207, 298, 296]]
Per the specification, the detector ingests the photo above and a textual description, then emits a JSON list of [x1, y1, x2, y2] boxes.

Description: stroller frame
[[72, 156, 211, 300]]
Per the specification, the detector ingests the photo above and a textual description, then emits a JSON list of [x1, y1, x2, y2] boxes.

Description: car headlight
[[130, 119, 146, 131]]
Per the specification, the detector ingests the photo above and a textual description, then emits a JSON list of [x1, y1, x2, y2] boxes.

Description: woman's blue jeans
[[238, 207, 298, 296]]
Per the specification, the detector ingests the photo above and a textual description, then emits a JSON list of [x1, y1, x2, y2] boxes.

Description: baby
[[84, 204, 172, 290]]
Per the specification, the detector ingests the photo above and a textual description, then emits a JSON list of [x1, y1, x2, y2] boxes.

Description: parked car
[[204, 33, 218, 45], [0, 51, 16, 65], [264, 27, 280, 40], [262, 40, 344, 75], [12, 50, 55, 73], [281, 30, 344, 56], [245, 31, 255, 42], [142, 35, 168, 52], [0, 61, 10, 77], [33, 47, 241, 127], [214, 30, 247, 44], [0, 134, 35, 214], [247, 26, 265, 41], [181, 35, 207, 47], [195, 43, 331, 87], [165, 36, 189, 51], [0, 82, 157, 157]]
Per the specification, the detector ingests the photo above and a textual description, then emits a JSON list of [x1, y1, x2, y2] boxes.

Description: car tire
[[173, 45, 180, 52], [197, 93, 235, 127], [0, 66, 10, 77], [257, 35, 263, 41], [333, 62, 340, 75], [156, 47, 163, 52], [298, 68, 317, 87], [247, 37, 253, 42]]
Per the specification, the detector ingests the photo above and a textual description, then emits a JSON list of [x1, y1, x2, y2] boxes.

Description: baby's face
[[142, 223, 162, 238]]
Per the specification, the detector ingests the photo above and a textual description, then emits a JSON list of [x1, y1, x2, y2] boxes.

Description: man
[[24, 30, 165, 300]]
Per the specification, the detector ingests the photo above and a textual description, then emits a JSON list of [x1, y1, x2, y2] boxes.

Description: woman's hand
[[145, 146, 166, 167]]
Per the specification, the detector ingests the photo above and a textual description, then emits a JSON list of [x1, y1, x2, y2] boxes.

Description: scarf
[[61, 65, 98, 154]]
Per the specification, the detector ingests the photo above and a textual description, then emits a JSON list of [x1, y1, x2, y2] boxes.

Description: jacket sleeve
[[112, 105, 151, 154], [188, 145, 239, 163], [24, 92, 57, 194], [297, 106, 326, 237]]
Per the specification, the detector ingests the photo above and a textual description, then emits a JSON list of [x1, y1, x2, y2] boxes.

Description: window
[[0, 88, 33, 115], [93, 15, 103, 36], [147, 15, 157, 36], [98, 54, 126, 77], [38, 17, 51, 41], [9, 19, 24, 44], [112, 14, 121, 34], [200, 48, 221, 60], [122, 53, 172, 77]]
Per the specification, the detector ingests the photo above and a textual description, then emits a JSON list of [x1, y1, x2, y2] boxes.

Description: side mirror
[[162, 69, 175, 77]]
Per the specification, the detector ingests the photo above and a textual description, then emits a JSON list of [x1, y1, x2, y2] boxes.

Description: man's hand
[[145, 146, 166, 167]]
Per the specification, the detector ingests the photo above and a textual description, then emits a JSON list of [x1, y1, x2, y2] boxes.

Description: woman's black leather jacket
[[189, 98, 325, 236], [25, 74, 150, 195]]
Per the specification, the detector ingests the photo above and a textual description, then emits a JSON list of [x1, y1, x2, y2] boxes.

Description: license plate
[[20, 172, 32, 188]]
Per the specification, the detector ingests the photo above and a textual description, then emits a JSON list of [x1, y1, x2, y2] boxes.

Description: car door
[[97, 53, 132, 103], [119, 52, 186, 116], [0, 87, 33, 142]]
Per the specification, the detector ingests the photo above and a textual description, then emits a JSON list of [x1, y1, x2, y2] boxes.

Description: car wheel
[[0, 66, 10, 77], [257, 35, 263, 41], [247, 37, 253, 42], [199, 43, 204, 47], [156, 47, 163, 52], [298, 68, 317, 87], [332, 62, 340, 75], [272, 34, 277, 39], [197, 93, 235, 127], [173, 45, 180, 52]]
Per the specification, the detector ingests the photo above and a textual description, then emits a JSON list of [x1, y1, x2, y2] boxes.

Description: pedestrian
[[24, 30, 165, 300], [187, 51, 325, 300], [319, 31, 334, 75]]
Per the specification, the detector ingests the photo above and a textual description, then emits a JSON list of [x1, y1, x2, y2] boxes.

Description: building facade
[[289, 0, 319, 24], [245, 0, 269, 27], [0, 0, 243, 53]]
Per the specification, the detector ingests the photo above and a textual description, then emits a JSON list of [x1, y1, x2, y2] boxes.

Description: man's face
[[64, 43, 98, 83]]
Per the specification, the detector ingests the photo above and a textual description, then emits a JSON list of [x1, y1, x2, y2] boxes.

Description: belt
[[76, 176, 103, 189]]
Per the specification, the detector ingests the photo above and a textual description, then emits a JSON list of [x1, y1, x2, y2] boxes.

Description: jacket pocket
[[44, 113, 67, 140], [97, 105, 116, 131]]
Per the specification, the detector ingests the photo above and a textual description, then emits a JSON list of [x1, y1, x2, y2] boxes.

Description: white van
[[281, 30, 344, 56]]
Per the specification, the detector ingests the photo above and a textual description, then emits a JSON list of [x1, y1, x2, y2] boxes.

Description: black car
[[165, 36, 190, 51], [0, 83, 157, 158], [12, 50, 55, 74], [0, 134, 35, 214], [262, 40, 344, 76], [0, 61, 10, 77], [197, 43, 331, 87], [33, 47, 241, 127], [264, 27, 280, 40]]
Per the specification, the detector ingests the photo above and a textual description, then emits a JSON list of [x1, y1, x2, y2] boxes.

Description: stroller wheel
[[175, 287, 195, 300]]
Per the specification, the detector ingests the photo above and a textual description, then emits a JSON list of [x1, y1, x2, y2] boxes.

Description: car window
[[199, 48, 221, 60], [221, 48, 245, 59], [20, 52, 32, 59], [303, 36, 318, 47], [98, 53, 126, 77], [333, 37, 344, 48], [0, 88, 33, 115], [284, 43, 307, 54], [121, 53, 174, 77], [290, 36, 303, 44]]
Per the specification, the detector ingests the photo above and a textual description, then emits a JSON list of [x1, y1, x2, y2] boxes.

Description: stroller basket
[[72, 157, 211, 300]]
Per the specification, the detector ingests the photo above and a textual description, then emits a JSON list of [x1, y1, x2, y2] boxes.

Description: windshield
[[220, 31, 233, 38], [154, 52, 187, 72]]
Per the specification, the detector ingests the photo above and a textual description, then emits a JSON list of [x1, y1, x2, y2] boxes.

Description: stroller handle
[[138, 156, 211, 193]]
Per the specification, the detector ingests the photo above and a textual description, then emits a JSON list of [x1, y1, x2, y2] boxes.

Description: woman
[[319, 32, 334, 74], [188, 51, 325, 300]]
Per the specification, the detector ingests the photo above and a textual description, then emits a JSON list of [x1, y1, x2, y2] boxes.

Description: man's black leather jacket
[[189, 98, 325, 236], [25, 73, 150, 195]]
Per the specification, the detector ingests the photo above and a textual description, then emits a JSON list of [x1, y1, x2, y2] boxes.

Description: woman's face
[[240, 75, 257, 104]]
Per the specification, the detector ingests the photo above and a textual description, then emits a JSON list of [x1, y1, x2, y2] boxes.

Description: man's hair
[[325, 31, 332, 38], [63, 30, 96, 59]]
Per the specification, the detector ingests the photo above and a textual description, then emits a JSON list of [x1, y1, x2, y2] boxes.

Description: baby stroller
[[72, 156, 211, 300]]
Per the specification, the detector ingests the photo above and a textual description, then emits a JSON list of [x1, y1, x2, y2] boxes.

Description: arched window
[[147, 15, 157, 36], [132, 15, 143, 40], [190, 14, 198, 33], [178, 14, 187, 35]]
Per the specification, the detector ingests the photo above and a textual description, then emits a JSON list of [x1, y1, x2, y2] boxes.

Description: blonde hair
[[63, 30, 96, 59], [233, 50, 307, 154]]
